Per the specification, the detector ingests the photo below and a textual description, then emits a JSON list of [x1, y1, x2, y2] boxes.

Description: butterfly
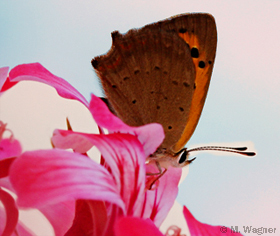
[[91, 13, 255, 174]]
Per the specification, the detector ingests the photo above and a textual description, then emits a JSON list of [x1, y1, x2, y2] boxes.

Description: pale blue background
[[1, 0, 279, 234]]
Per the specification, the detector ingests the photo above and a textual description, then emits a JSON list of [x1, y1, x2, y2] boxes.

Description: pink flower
[[2, 63, 180, 234], [8, 138, 182, 235]]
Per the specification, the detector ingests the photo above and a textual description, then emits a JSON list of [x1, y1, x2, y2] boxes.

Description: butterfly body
[[92, 13, 217, 168]]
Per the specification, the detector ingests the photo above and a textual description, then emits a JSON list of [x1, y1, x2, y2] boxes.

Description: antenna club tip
[[235, 147, 248, 151], [246, 152, 256, 156]]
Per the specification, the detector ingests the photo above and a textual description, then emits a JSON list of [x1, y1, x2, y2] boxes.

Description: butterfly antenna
[[187, 145, 256, 157]]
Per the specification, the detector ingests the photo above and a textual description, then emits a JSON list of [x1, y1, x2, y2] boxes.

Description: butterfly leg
[[146, 161, 163, 175], [146, 168, 167, 190], [145, 161, 168, 190]]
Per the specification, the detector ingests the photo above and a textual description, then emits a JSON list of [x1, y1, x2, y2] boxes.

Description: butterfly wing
[[92, 28, 196, 150], [149, 13, 218, 152], [92, 13, 217, 154]]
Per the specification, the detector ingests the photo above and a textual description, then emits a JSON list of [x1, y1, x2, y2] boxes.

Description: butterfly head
[[175, 148, 197, 167], [148, 148, 196, 169]]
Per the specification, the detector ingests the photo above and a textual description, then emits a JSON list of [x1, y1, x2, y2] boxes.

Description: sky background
[[0, 0, 280, 235]]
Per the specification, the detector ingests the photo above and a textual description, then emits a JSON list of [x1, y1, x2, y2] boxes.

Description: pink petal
[[0, 157, 16, 178], [142, 166, 182, 227], [39, 200, 75, 236], [114, 217, 164, 236], [7, 63, 88, 107], [0, 138, 22, 160], [0, 67, 9, 94], [52, 130, 146, 217], [52, 129, 93, 153], [64, 200, 95, 236], [89, 94, 165, 157], [0, 187, 19, 236], [89, 200, 108, 236], [65, 200, 107, 236], [9, 149, 125, 212], [183, 206, 244, 236]]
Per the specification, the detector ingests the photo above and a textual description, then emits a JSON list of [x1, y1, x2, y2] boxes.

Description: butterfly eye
[[178, 150, 188, 164], [177, 149, 196, 166]]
